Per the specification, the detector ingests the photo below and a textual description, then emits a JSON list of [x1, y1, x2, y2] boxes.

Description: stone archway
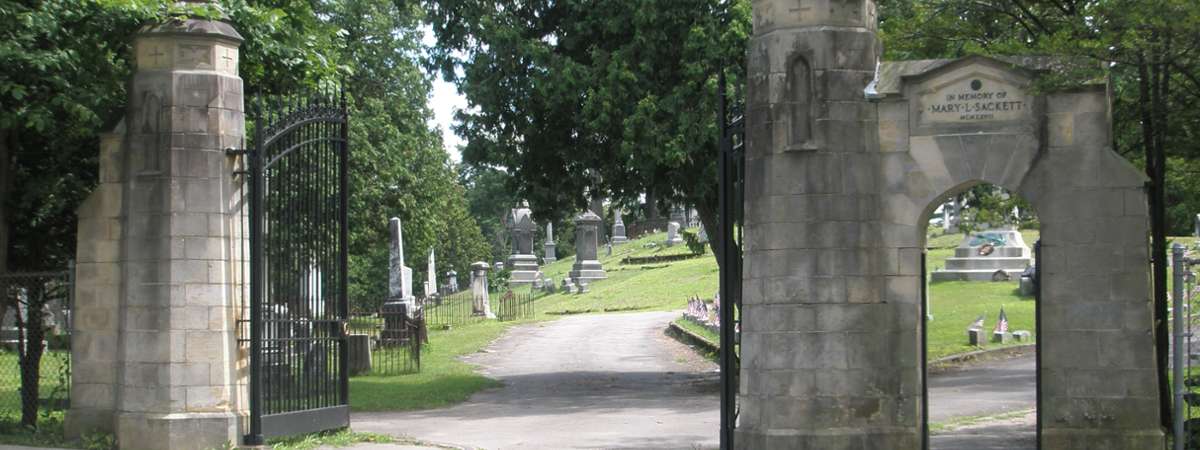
[[739, 2, 1162, 448]]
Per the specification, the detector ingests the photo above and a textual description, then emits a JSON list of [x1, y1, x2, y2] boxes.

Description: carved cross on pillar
[[148, 46, 167, 67], [220, 48, 236, 71]]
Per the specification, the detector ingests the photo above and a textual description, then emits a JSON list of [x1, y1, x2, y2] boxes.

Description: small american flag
[[970, 314, 985, 330], [994, 307, 1009, 334]]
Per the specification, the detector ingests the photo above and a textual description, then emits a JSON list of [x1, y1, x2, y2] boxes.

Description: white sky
[[423, 26, 468, 163]]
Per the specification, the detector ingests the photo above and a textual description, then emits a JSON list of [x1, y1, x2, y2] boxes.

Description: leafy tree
[[427, 0, 751, 267]]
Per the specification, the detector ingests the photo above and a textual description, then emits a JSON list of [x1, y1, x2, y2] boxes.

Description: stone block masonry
[[66, 15, 249, 450], [740, 0, 1162, 448]]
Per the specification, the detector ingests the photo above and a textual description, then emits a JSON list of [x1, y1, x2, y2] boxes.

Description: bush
[[681, 230, 707, 255]]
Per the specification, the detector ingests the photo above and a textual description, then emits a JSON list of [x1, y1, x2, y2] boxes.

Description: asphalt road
[[929, 353, 1037, 450], [352, 311, 1036, 449], [351, 311, 720, 449]]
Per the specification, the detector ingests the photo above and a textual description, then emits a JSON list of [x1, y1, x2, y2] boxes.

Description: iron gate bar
[[717, 68, 737, 450], [920, 252, 929, 450], [1035, 240, 1043, 446], [245, 87, 350, 445]]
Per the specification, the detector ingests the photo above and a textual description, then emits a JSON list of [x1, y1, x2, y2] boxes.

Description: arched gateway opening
[[921, 184, 1040, 450], [737, 3, 1164, 446]]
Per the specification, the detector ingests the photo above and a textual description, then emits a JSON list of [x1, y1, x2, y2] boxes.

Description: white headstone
[[470, 262, 494, 318], [612, 212, 628, 244], [424, 248, 437, 298], [544, 222, 557, 263], [666, 221, 683, 246], [389, 217, 414, 303]]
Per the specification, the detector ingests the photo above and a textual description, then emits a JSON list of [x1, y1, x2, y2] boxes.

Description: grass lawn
[[926, 280, 1035, 359], [349, 319, 521, 412], [533, 230, 718, 316]]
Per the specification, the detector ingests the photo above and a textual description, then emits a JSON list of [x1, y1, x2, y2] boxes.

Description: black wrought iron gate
[[717, 70, 744, 450], [242, 88, 350, 445]]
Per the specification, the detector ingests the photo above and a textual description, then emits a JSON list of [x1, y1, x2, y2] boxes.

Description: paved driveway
[[351, 311, 719, 449]]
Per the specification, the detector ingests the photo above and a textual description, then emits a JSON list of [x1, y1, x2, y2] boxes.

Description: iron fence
[[0, 270, 72, 428], [347, 307, 421, 376], [494, 291, 535, 322], [423, 291, 535, 328], [627, 218, 670, 239]]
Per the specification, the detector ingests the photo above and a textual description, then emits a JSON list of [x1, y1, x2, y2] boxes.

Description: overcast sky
[[423, 27, 467, 163]]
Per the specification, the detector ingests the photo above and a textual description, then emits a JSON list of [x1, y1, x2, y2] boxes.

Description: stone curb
[[929, 343, 1036, 371], [666, 322, 720, 355]]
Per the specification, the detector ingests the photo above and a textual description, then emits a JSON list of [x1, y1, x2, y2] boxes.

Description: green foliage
[[0, 0, 491, 308], [460, 164, 519, 262], [81, 430, 116, 450], [428, 0, 751, 243], [488, 268, 511, 293], [680, 229, 707, 255], [267, 429, 393, 450]]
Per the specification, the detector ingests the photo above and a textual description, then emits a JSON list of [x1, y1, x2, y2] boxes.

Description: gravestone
[[424, 248, 437, 299], [560, 278, 573, 294], [544, 223, 557, 263], [666, 221, 683, 246], [347, 334, 372, 375], [506, 201, 540, 285], [1195, 213, 1199, 239], [494, 261, 504, 272], [569, 211, 607, 282], [470, 262, 494, 318], [612, 213, 628, 244], [931, 228, 1033, 281], [445, 270, 459, 293], [1013, 330, 1032, 342], [389, 217, 416, 307], [740, 1, 1161, 446]]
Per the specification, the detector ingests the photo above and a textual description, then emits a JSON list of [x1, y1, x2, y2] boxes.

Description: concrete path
[[928, 353, 1036, 423], [929, 353, 1037, 450], [351, 311, 719, 450]]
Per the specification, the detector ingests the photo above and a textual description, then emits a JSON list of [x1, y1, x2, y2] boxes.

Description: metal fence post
[[1173, 243, 1186, 450]]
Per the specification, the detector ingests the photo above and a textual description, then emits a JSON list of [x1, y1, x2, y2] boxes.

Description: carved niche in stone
[[788, 56, 815, 151]]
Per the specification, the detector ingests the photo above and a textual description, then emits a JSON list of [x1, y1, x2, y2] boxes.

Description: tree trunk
[[14, 281, 47, 428], [1138, 53, 1172, 431], [696, 200, 723, 272], [0, 128, 11, 275], [646, 187, 659, 220]]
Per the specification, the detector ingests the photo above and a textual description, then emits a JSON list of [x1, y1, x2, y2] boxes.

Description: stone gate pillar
[[740, 0, 897, 448], [66, 12, 247, 450]]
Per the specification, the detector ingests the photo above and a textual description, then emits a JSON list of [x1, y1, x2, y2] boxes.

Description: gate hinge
[[225, 146, 249, 156]]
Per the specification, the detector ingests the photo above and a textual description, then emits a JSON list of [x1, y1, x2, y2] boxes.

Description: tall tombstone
[[611, 212, 628, 244], [424, 248, 437, 299], [506, 201, 539, 284], [569, 211, 607, 282], [444, 269, 459, 293], [469, 262, 494, 318], [666, 206, 685, 246], [388, 217, 415, 306], [1195, 213, 1199, 239], [66, 9, 248, 449], [543, 223, 557, 263]]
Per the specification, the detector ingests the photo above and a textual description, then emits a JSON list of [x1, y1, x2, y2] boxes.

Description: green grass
[[674, 317, 720, 345], [0, 413, 82, 448], [349, 319, 518, 411], [926, 281, 1036, 359], [533, 230, 717, 316], [269, 429, 396, 450]]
